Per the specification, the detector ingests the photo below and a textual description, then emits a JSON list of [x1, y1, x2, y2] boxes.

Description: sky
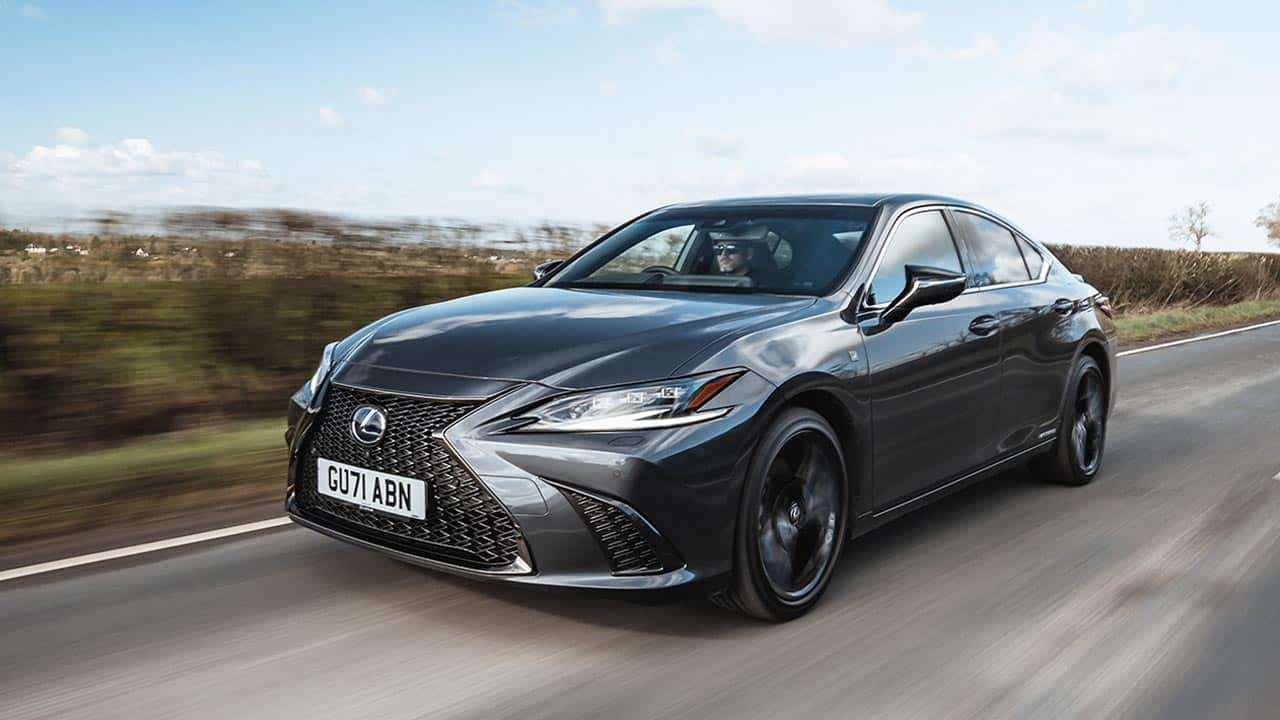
[[3, 0, 1279, 251]]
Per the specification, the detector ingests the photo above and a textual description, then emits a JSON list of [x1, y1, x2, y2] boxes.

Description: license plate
[[316, 458, 427, 520]]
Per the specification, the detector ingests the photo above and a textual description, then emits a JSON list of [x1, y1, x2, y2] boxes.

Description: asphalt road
[[3, 326, 1280, 720]]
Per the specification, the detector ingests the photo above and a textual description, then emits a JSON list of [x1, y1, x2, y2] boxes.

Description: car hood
[[343, 286, 816, 390]]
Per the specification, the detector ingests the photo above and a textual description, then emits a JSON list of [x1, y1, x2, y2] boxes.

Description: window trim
[[948, 208, 1051, 294], [1014, 233, 1045, 279], [861, 206, 968, 310]]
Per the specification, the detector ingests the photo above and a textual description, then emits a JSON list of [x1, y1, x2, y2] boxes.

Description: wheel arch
[[1057, 334, 1114, 421], [751, 373, 870, 523], [1079, 339, 1112, 403]]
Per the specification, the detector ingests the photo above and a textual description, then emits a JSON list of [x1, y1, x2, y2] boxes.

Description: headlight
[[513, 370, 744, 432], [294, 341, 338, 410], [308, 342, 338, 395]]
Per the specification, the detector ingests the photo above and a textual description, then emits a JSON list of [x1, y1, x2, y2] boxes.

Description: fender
[[745, 372, 872, 526], [1054, 332, 1115, 425]]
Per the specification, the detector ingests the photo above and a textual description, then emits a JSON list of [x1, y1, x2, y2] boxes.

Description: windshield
[[548, 205, 878, 295]]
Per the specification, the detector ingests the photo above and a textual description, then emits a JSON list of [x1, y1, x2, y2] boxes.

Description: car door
[[949, 210, 1074, 455], [859, 208, 1005, 509]]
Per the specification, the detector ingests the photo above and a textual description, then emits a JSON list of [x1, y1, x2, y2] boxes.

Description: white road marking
[[0, 517, 294, 584], [1117, 317, 1280, 357], [4, 318, 1279, 585]]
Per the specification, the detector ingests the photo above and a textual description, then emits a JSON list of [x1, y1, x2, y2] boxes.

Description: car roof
[[663, 193, 979, 212], [658, 193, 1026, 237]]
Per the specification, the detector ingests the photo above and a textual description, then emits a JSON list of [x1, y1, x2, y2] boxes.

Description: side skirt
[[849, 439, 1055, 539]]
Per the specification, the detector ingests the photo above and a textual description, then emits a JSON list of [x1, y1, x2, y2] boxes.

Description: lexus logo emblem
[[350, 405, 387, 445]]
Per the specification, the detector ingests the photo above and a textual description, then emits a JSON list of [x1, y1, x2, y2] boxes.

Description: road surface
[[3, 325, 1280, 719]]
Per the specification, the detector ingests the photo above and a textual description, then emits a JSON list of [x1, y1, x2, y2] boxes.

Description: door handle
[[1052, 298, 1076, 315], [969, 315, 999, 336]]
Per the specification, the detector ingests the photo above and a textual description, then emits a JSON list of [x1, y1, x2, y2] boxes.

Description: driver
[[713, 240, 755, 278]]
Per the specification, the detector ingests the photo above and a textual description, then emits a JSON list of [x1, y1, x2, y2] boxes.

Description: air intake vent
[[560, 487, 664, 575]]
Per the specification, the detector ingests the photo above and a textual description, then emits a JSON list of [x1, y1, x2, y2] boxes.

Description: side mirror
[[533, 260, 563, 281], [879, 265, 967, 327]]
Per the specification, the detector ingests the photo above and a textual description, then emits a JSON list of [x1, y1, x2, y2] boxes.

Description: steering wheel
[[642, 265, 679, 276]]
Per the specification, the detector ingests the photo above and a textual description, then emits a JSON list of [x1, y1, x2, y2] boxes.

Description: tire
[[1037, 356, 1107, 486], [721, 408, 848, 621]]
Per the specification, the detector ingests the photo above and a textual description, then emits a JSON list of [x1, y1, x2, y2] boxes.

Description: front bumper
[[285, 364, 773, 600]]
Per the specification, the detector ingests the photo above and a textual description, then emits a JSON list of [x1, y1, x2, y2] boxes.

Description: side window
[[1016, 235, 1044, 278], [953, 212, 1031, 287], [868, 210, 963, 306]]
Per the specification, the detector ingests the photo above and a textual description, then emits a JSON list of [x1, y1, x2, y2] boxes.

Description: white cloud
[[4, 133, 275, 210], [600, 80, 617, 96], [687, 127, 740, 157], [780, 152, 851, 184], [357, 86, 385, 105], [1078, 0, 1157, 22], [655, 36, 679, 65], [7, 132, 268, 201], [654, 147, 999, 202], [499, 0, 578, 25], [775, 150, 996, 195], [968, 87, 1186, 156], [600, 0, 921, 47], [1017, 26, 1203, 95], [965, 26, 1208, 157], [472, 169, 522, 193], [20, 3, 46, 20], [55, 127, 90, 147], [903, 33, 997, 62], [951, 33, 998, 61], [318, 106, 345, 129]]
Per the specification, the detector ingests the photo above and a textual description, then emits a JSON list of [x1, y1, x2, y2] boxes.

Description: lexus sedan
[[285, 194, 1117, 621]]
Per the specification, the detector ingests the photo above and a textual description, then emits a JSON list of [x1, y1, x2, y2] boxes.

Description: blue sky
[[3, 0, 1279, 250]]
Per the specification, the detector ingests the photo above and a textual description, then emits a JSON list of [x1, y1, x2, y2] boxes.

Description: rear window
[[1016, 235, 1044, 278], [953, 211, 1031, 287]]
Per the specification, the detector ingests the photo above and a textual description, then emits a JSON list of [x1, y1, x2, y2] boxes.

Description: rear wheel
[[721, 408, 847, 621], [1038, 356, 1107, 486]]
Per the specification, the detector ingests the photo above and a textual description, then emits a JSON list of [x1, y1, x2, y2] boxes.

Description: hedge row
[[0, 275, 524, 448]]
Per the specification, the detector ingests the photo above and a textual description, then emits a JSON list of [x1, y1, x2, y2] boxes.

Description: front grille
[[294, 385, 525, 570], [560, 488, 664, 574]]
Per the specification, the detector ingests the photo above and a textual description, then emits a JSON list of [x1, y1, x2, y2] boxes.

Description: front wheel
[[1038, 356, 1108, 486], [720, 408, 848, 621]]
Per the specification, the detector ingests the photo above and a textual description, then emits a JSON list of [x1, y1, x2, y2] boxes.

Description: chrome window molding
[[949, 208, 1051, 294], [860, 204, 1049, 311]]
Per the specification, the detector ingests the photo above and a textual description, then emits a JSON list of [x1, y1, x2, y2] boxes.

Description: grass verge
[[0, 420, 285, 554], [1115, 298, 1280, 344]]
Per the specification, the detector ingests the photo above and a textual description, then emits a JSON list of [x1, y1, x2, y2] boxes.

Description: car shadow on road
[[372, 464, 1057, 640]]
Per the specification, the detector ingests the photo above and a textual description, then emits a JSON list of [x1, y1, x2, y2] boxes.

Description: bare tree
[[1168, 202, 1214, 252], [1256, 197, 1280, 249], [93, 211, 129, 238]]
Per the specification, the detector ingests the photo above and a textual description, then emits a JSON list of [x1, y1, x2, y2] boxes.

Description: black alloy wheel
[[1039, 355, 1107, 486], [1071, 369, 1106, 476], [722, 408, 848, 621]]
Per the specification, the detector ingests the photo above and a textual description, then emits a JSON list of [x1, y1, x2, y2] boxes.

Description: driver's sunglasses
[[712, 243, 745, 256]]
